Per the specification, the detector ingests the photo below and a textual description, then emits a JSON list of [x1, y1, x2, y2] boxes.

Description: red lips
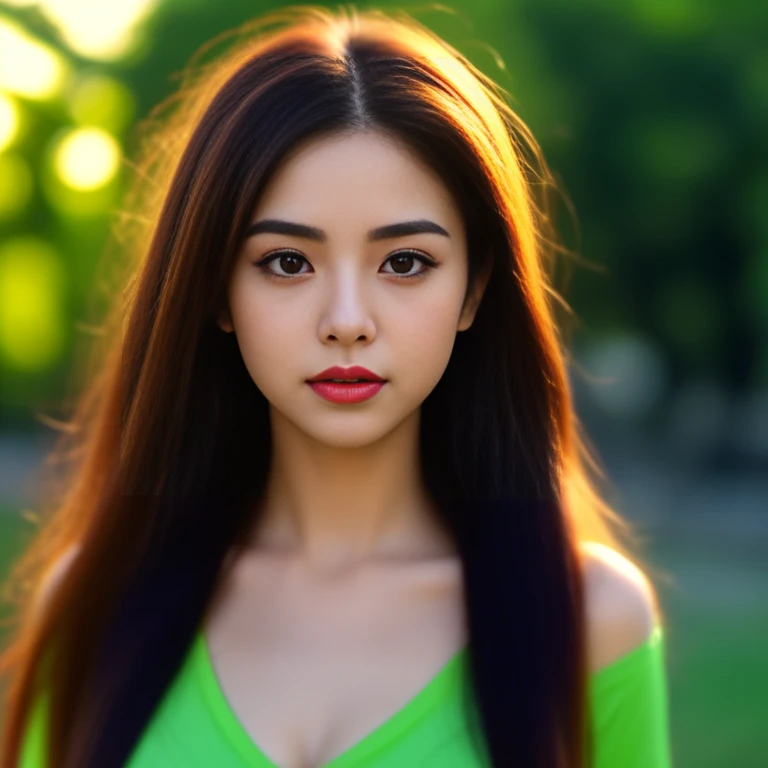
[[307, 365, 385, 382]]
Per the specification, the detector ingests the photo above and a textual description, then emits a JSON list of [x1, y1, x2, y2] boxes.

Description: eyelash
[[253, 249, 438, 281]]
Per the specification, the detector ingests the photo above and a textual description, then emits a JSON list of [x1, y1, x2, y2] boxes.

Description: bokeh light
[[578, 333, 668, 420], [0, 18, 67, 100], [0, 237, 65, 372], [53, 126, 121, 191], [37, 0, 160, 61], [68, 74, 135, 133]]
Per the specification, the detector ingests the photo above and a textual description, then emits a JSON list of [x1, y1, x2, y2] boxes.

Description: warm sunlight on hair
[[0, 7, 670, 768]]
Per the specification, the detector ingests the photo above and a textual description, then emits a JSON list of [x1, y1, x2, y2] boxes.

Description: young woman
[[0, 6, 671, 768]]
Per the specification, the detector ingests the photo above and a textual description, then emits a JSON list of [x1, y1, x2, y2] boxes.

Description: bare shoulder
[[579, 541, 660, 674]]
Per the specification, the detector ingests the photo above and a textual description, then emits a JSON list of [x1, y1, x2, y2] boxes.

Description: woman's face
[[220, 129, 485, 448]]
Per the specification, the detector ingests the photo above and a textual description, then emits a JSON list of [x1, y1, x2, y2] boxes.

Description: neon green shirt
[[20, 624, 671, 767]]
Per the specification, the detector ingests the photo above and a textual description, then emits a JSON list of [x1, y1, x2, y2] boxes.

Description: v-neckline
[[193, 629, 469, 768]]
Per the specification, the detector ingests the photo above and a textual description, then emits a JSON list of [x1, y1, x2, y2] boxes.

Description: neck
[[248, 407, 455, 575]]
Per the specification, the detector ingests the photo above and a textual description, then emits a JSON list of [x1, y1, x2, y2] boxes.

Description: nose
[[318, 264, 376, 345]]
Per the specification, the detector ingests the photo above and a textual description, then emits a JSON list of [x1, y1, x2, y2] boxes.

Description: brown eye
[[382, 250, 438, 279], [254, 250, 310, 279], [388, 253, 417, 274], [275, 253, 305, 275], [254, 248, 438, 280]]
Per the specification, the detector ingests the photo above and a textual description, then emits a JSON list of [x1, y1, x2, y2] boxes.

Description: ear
[[217, 306, 234, 333], [457, 260, 492, 332]]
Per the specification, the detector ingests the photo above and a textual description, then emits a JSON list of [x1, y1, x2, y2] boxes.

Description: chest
[[202, 554, 466, 768]]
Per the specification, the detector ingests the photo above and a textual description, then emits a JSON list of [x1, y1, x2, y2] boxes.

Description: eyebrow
[[245, 218, 451, 242]]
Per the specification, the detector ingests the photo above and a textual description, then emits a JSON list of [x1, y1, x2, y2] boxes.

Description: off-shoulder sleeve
[[588, 623, 672, 768]]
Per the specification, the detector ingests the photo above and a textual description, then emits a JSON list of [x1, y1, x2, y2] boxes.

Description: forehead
[[252, 130, 463, 229]]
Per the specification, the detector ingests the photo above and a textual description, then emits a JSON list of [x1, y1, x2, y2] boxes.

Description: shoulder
[[579, 541, 660, 674]]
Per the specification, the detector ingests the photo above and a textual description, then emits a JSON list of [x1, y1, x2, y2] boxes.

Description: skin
[[206, 129, 656, 767], [218, 129, 489, 577], [33, 131, 659, 768], [210, 129, 490, 765]]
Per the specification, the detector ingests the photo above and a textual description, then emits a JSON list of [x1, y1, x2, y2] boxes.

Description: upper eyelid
[[256, 247, 435, 266], [258, 246, 432, 259]]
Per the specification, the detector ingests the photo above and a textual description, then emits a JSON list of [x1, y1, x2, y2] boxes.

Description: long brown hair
[[0, 6, 663, 767]]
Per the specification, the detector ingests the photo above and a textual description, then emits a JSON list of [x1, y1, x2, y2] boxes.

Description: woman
[[0, 6, 671, 767]]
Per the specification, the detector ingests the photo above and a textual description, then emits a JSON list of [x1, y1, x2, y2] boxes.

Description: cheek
[[389, 283, 465, 382], [228, 287, 300, 386]]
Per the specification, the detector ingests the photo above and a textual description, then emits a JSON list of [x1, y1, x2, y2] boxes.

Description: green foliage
[[0, 0, 763, 431]]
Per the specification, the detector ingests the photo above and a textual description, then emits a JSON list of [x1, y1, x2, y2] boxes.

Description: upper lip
[[307, 365, 386, 382]]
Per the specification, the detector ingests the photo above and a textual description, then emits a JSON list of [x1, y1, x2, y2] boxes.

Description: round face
[[219, 129, 482, 449]]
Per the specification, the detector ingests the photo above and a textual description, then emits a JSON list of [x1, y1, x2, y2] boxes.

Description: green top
[[20, 624, 671, 767]]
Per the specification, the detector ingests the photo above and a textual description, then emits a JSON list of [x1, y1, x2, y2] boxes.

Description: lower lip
[[307, 381, 386, 403]]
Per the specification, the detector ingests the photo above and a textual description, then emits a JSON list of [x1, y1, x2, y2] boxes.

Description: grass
[[648, 532, 768, 767]]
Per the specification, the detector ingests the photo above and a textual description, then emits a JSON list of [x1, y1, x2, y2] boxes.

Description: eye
[[253, 249, 438, 280], [254, 249, 309, 279], [381, 250, 438, 279]]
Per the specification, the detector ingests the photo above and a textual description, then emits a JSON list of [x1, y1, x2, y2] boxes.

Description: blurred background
[[0, 0, 765, 765]]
